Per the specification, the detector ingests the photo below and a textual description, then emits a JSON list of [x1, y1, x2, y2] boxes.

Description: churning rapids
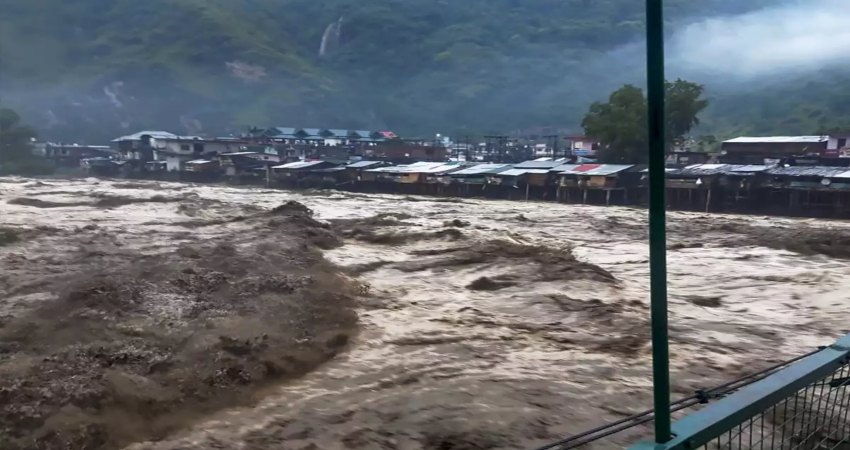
[[1, 177, 849, 450]]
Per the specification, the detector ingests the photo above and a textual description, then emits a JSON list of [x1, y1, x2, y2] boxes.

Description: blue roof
[[327, 129, 348, 137], [301, 128, 322, 137], [273, 127, 297, 135]]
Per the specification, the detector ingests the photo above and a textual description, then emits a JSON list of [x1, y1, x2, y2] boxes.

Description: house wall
[[166, 155, 186, 172], [721, 142, 829, 163], [150, 139, 243, 156], [527, 173, 549, 186], [398, 173, 421, 184]]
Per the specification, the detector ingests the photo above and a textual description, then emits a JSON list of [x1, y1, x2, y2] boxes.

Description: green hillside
[[0, 0, 844, 143]]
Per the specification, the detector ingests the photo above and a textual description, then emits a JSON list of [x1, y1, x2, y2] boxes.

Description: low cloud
[[669, 0, 850, 78]]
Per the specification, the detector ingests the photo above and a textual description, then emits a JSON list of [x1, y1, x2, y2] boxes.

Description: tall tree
[[0, 107, 38, 162], [582, 79, 708, 163], [0, 106, 52, 175], [665, 79, 709, 148], [581, 84, 648, 163]]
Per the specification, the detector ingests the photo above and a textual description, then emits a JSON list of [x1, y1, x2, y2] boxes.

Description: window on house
[[839, 138, 847, 148], [180, 144, 190, 151]]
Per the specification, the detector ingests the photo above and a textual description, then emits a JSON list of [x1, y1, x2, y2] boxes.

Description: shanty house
[[35, 143, 116, 168], [272, 160, 339, 183], [556, 164, 634, 188], [450, 164, 512, 185], [218, 152, 266, 178], [346, 160, 390, 182], [720, 136, 839, 164], [759, 166, 850, 216], [553, 164, 635, 204], [184, 159, 219, 173], [511, 160, 565, 187]]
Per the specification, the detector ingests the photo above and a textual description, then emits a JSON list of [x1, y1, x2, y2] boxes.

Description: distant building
[[563, 136, 600, 157], [720, 136, 848, 164], [249, 127, 394, 147], [34, 143, 116, 168], [112, 131, 247, 171]]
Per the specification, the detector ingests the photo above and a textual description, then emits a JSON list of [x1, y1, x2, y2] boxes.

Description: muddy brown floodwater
[[1, 177, 849, 450]]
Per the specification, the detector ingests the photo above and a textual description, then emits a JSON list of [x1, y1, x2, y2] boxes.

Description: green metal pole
[[646, 0, 671, 444]]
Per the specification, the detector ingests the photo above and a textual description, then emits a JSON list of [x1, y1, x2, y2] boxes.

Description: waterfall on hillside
[[318, 16, 344, 57]]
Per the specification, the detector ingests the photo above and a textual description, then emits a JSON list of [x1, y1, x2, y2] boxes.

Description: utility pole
[[484, 135, 508, 163], [646, 0, 671, 444], [544, 134, 559, 159]]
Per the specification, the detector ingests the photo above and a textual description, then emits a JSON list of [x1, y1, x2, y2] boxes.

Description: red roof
[[380, 131, 398, 139], [574, 164, 601, 172]]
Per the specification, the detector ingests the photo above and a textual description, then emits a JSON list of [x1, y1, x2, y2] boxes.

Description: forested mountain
[[0, 0, 845, 142]]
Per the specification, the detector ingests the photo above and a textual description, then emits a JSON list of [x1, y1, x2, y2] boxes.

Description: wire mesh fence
[[701, 362, 850, 450], [534, 337, 850, 450]]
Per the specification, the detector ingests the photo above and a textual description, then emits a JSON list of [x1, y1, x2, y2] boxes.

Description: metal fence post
[[646, 0, 671, 444]]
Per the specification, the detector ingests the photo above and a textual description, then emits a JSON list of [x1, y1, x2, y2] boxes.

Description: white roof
[[684, 164, 727, 170], [112, 131, 179, 142], [272, 161, 326, 169], [450, 164, 511, 176], [366, 162, 462, 174], [220, 151, 258, 156], [186, 159, 212, 164], [496, 168, 550, 177], [834, 170, 850, 179], [724, 136, 829, 144]]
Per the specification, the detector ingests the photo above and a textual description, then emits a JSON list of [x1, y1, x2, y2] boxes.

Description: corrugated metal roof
[[186, 159, 212, 164], [672, 164, 734, 176], [581, 164, 634, 176], [346, 160, 385, 168], [301, 128, 322, 137], [364, 162, 436, 173], [326, 129, 348, 137], [551, 164, 581, 172], [495, 168, 550, 177], [514, 160, 564, 169], [834, 170, 850, 179], [112, 131, 179, 142], [724, 136, 829, 144], [273, 127, 297, 135], [727, 165, 770, 173], [410, 163, 464, 174], [766, 166, 850, 177], [272, 160, 327, 170], [220, 152, 259, 157], [365, 166, 403, 173], [450, 164, 512, 176]]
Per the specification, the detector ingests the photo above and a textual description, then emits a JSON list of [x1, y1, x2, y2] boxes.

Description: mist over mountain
[[0, 0, 847, 143]]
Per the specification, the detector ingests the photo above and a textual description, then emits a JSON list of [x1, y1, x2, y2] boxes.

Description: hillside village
[[31, 128, 850, 218]]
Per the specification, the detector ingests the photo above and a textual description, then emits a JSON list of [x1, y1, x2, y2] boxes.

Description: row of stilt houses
[[268, 159, 850, 218]]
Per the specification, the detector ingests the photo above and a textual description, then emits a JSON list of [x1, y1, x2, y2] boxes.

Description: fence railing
[[631, 334, 850, 450]]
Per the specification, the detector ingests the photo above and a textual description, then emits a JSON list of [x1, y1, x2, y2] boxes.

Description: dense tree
[[581, 79, 708, 163], [666, 79, 709, 147], [581, 85, 647, 163], [0, 106, 51, 175], [0, 0, 797, 142]]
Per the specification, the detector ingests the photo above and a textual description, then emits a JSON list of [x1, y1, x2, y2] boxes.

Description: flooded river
[[1, 178, 849, 449]]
